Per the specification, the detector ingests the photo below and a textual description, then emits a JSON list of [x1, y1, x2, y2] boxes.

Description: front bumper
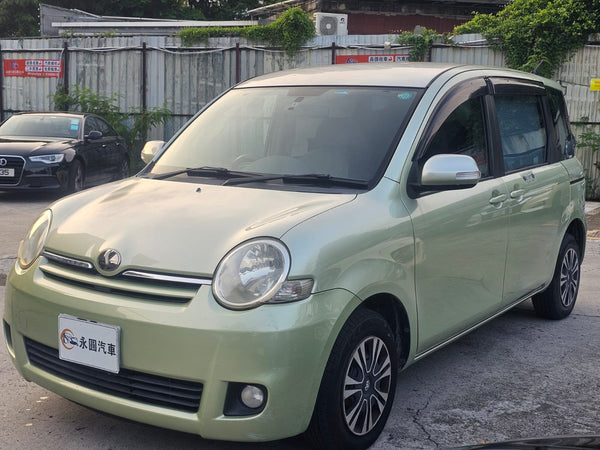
[[3, 260, 358, 442], [0, 158, 68, 190]]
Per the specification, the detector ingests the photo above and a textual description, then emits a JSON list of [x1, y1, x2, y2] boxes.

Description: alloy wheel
[[120, 159, 129, 178], [73, 163, 84, 191], [342, 335, 392, 436], [560, 247, 579, 308]]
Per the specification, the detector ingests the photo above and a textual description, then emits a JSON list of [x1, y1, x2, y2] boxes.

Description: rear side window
[[495, 95, 547, 172]]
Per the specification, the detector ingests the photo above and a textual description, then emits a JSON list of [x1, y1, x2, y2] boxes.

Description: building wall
[[347, 12, 466, 34]]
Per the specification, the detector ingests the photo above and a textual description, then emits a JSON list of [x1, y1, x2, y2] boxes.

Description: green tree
[[454, 0, 600, 77], [51, 85, 172, 170], [0, 0, 40, 37], [178, 7, 315, 55], [396, 28, 444, 62]]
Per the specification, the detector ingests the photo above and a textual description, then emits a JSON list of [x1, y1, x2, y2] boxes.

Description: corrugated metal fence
[[1, 35, 598, 182]]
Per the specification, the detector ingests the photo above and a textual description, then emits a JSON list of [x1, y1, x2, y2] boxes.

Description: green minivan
[[3, 64, 586, 449]]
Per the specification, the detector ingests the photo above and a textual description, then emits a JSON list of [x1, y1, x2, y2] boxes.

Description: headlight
[[213, 238, 312, 310], [17, 210, 52, 270], [29, 154, 65, 164]]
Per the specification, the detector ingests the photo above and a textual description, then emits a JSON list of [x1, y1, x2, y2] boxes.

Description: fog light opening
[[224, 382, 268, 416], [241, 385, 265, 409]]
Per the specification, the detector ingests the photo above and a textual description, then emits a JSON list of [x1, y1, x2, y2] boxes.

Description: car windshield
[[0, 114, 81, 139], [149, 86, 421, 186]]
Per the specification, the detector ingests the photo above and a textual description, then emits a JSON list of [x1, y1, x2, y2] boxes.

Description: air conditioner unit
[[315, 13, 348, 36]]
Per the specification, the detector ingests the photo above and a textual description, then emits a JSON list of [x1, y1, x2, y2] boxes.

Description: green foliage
[[579, 126, 600, 154], [96, 30, 119, 38], [576, 114, 600, 199], [52, 86, 121, 122], [395, 28, 445, 62], [0, 0, 40, 37], [178, 7, 315, 55], [454, 0, 600, 77], [51, 85, 171, 170]]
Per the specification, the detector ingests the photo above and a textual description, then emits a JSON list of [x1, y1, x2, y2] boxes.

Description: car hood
[[0, 137, 75, 155], [45, 178, 356, 277]]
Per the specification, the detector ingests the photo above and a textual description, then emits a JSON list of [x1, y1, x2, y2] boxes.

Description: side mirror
[[141, 140, 165, 164], [86, 130, 103, 140], [421, 154, 481, 188]]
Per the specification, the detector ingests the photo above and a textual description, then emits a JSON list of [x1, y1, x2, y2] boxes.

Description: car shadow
[[0, 190, 63, 203]]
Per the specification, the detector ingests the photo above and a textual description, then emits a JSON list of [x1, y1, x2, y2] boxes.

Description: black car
[[0, 112, 129, 193]]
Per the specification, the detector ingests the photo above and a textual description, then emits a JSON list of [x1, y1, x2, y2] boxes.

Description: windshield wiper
[[223, 173, 369, 189], [149, 166, 256, 181]]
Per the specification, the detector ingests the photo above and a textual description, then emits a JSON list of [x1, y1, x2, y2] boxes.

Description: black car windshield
[[148, 86, 421, 187], [0, 114, 82, 139]]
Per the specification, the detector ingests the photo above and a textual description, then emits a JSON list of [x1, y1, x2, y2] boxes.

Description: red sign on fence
[[335, 54, 410, 64], [3, 59, 63, 78]]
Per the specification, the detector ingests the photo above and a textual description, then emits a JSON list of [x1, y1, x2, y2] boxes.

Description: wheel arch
[[72, 154, 86, 170], [566, 218, 586, 260], [67, 156, 86, 192], [359, 293, 411, 369]]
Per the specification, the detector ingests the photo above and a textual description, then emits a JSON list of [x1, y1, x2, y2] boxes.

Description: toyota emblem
[[0, 158, 7, 167], [98, 249, 122, 272]]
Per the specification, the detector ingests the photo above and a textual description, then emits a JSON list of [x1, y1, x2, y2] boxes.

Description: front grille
[[39, 251, 210, 304], [25, 338, 203, 412], [0, 155, 25, 186]]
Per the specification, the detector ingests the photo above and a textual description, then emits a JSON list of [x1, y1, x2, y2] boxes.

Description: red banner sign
[[3, 59, 63, 78], [335, 54, 410, 64]]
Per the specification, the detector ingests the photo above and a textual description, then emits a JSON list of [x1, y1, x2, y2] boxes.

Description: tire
[[306, 309, 398, 450], [532, 234, 581, 320], [67, 159, 84, 193]]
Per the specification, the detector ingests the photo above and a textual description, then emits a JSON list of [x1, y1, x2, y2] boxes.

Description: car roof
[[13, 112, 87, 118], [236, 63, 559, 90]]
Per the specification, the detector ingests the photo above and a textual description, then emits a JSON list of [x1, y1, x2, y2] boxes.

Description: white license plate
[[0, 168, 14, 177], [58, 314, 120, 373]]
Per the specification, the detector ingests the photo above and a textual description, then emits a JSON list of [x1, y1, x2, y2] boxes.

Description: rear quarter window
[[547, 88, 574, 160]]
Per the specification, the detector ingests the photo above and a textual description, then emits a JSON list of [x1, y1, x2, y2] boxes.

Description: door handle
[[489, 194, 507, 206], [101, 144, 107, 148], [510, 189, 525, 200]]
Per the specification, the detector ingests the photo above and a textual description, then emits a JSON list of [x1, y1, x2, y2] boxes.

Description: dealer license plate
[[0, 168, 14, 177], [58, 314, 120, 373]]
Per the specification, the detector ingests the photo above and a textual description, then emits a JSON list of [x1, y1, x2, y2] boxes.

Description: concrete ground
[[1, 193, 599, 449]]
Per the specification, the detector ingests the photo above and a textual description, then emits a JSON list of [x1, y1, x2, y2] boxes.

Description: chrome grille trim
[[43, 251, 94, 270], [122, 270, 211, 286], [0, 155, 25, 186], [25, 337, 203, 412], [39, 251, 210, 303]]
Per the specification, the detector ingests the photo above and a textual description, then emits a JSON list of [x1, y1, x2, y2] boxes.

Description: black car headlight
[[29, 154, 65, 164]]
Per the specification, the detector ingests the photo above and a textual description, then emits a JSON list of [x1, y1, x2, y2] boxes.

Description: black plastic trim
[[25, 338, 203, 412]]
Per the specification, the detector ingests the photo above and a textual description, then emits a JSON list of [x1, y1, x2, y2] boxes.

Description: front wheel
[[306, 309, 398, 449], [67, 159, 84, 193], [117, 157, 130, 180], [532, 234, 581, 320]]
